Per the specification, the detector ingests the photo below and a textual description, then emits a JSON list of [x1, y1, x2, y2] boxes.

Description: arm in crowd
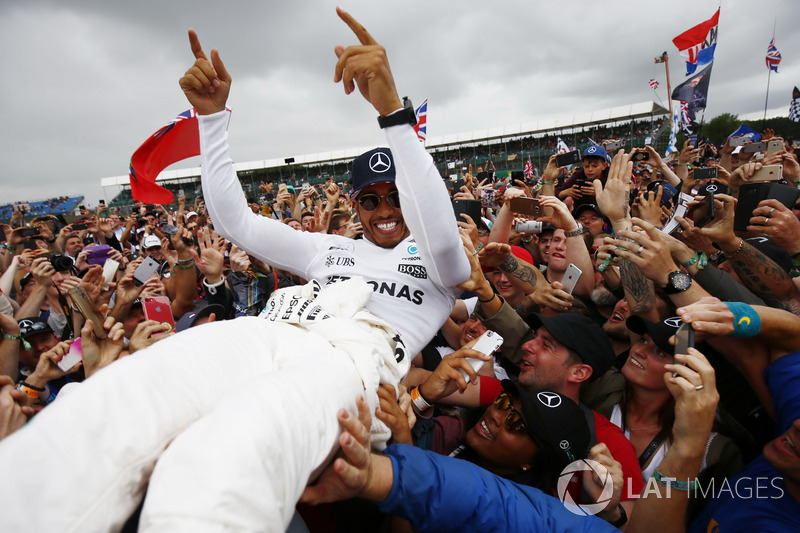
[[595, 150, 660, 320], [537, 195, 594, 296], [0, 313, 21, 379]]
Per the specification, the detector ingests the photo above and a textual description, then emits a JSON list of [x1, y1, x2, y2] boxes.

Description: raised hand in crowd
[[748, 200, 800, 255], [456, 214, 480, 249], [228, 244, 251, 272], [80, 317, 125, 378], [0, 312, 21, 378], [632, 186, 664, 228], [195, 227, 226, 284], [526, 280, 573, 313], [24, 340, 82, 394], [374, 384, 414, 446], [0, 375, 34, 441], [343, 214, 362, 239], [594, 149, 632, 229], [179, 29, 231, 115], [128, 320, 173, 354], [582, 443, 625, 525]]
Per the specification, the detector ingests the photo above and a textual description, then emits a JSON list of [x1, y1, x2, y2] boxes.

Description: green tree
[[702, 113, 740, 146]]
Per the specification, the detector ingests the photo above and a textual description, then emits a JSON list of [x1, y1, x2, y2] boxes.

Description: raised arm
[[334, 8, 469, 288]]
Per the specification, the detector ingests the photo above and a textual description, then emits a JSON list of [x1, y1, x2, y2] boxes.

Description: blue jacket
[[378, 444, 617, 533]]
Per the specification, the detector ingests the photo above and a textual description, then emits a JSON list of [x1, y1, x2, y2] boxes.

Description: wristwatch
[[662, 270, 692, 294], [377, 97, 417, 129], [564, 223, 585, 238]]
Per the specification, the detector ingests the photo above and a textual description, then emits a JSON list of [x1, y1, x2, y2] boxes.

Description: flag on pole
[[524, 157, 534, 179], [766, 38, 782, 72], [672, 63, 713, 119], [412, 99, 427, 142], [649, 78, 660, 89], [672, 8, 720, 76], [666, 109, 680, 155], [790, 87, 800, 122], [556, 138, 569, 154], [129, 108, 231, 204]]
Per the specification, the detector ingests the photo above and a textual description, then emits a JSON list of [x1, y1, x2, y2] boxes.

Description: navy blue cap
[[582, 145, 608, 161], [351, 148, 396, 196]]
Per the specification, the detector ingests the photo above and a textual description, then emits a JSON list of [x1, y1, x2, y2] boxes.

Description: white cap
[[142, 235, 161, 249], [186, 211, 199, 219]]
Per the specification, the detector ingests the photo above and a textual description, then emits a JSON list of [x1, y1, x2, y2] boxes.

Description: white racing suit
[[0, 113, 470, 532]]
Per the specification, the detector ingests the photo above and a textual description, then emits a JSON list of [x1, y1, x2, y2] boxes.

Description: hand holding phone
[[458, 330, 504, 384], [673, 323, 694, 377], [560, 263, 583, 295]]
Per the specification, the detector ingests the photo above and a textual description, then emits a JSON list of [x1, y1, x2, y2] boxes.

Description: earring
[[521, 465, 529, 472]]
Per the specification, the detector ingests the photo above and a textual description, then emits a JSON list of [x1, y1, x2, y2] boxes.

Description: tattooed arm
[[496, 251, 547, 295], [721, 239, 800, 315]]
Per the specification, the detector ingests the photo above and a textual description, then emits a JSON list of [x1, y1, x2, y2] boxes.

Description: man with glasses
[[2, 8, 470, 532]]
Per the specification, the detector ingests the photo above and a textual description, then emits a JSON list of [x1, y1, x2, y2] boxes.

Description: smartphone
[[86, 244, 112, 266], [102, 259, 120, 289], [133, 256, 161, 286], [458, 330, 504, 384], [632, 150, 650, 162], [480, 188, 498, 209], [68, 286, 107, 340], [508, 197, 541, 217], [57, 338, 83, 372], [454, 178, 466, 191], [742, 141, 767, 154], [749, 164, 782, 183], [476, 171, 488, 182], [142, 296, 176, 334], [766, 140, 785, 156], [673, 323, 695, 377], [72, 223, 89, 231], [693, 167, 718, 181], [688, 135, 698, 147], [734, 182, 800, 231], [19, 227, 40, 238], [691, 192, 715, 228], [511, 170, 524, 182], [22, 239, 40, 250], [453, 199, 482, 224], [728, 135, 749, 147], [560, 263, 583, 295], [605, 139, 624, 151], [555, 150, 581, 168]]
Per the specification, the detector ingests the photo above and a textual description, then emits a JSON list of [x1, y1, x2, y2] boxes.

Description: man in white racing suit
[[0, 8, 470, 533]]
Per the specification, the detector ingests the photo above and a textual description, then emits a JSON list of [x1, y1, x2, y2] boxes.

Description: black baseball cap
[[524, 313, 615, 379], [18, 317, 54, 339], [502, 381, 590, 468], [175, 304, 225, 332], [351, 147, 396, 196]]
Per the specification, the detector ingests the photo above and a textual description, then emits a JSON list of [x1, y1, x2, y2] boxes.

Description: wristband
[[176, 257, 195, 266], [724, 302, 762, 338], [681, 251, 708, 270], [542, 181, 555, 186], [610, 503, 628, 528], [478, 293, 496, 303], [410, 386, 431, 412], [723, 238, 745, 260], [2, 333, 21, 341], [652, 469, 698, 492], [17, 384, 41, 399], [20, 380, 44, 392]]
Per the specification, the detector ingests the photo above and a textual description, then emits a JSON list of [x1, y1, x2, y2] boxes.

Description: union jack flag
[[766, 38, 782, 72], [413, 99, 427, 142], [649, 78, 660, 89], [524, 157, 534, 179]]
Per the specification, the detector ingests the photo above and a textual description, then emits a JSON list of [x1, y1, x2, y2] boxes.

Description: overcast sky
[[2, 0, 798, 206]]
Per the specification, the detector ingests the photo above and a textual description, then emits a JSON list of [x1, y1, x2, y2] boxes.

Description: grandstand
[[100, 101, 668, 209], [1, 196, 85, 222]]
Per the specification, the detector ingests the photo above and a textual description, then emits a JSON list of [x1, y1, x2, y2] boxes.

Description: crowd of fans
[[2, 9, 800, 533]]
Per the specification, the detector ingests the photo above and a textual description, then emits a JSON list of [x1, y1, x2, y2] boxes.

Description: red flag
[[128, 108, 230, 204]]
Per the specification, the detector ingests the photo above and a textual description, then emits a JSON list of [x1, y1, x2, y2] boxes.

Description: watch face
[[668, 271, 692, 291]]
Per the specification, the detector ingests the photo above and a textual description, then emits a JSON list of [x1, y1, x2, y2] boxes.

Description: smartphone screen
[[57, 338, 83, 372]]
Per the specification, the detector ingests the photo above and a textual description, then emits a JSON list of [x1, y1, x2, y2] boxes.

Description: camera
[[515, 221, 543, 234], [47, 253, 74, 272]]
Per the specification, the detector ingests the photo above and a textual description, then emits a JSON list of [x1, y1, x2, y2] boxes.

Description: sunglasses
[[493, 392, 528, 433], [357, 190, 401, 212]]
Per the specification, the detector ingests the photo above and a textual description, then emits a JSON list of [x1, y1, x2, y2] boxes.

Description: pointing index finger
[[188, 28, 209, 60], [336, 6, 377, 45]]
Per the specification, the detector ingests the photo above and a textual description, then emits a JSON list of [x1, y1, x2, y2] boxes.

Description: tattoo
[[500, 254, 538, 287], [619, 258, 655, 314], [731, 243, 800, 315]]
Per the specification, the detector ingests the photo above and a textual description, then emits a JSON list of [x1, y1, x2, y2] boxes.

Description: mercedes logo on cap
[[537, 391, 562, 408], [664, 317, 683, 328], [18, 319, 35, 329], [369, 152, 392, 173], [587, 146, 597, 154], [706, 184, 718, 193]]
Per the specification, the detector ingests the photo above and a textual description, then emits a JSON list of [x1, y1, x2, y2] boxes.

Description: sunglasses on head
[[357, 190, 401, 212], [494, 391, 528, 433]]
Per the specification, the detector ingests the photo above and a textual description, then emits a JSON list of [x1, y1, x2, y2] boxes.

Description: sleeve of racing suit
[[197, 111, 321, 280], [384, 124, 471, 290]]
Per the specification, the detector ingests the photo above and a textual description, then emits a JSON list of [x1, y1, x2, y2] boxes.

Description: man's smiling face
[[356, 182, 409, 249]]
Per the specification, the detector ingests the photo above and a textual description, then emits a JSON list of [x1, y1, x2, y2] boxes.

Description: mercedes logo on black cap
[[706, 184, 718, 193], [664, 317, 683, 328], [369, 152, 392, 173], [537, 391, 562, 408]]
